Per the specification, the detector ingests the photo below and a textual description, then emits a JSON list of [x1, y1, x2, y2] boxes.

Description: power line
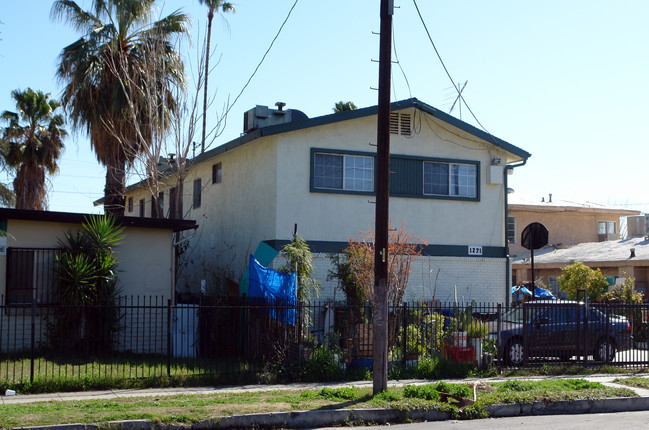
[[210, 0, 301, 138], [392, 22, 412, 99], [411, 0, 497, 145]]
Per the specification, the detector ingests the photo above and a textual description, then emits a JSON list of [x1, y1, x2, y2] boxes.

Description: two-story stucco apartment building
[[116, 98, 531, 304]]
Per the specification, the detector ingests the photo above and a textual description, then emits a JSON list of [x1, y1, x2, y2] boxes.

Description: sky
[[1, 1, 648, 214]]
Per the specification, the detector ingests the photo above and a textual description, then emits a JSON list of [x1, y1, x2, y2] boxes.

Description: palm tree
[[333, 101, 357, 113], [51, 0, 189, 215], [0, 88, 66, 210], [198, 0, 235, 153]]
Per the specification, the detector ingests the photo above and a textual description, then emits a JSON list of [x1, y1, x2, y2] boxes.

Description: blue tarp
[[248, 255, 297, 324], [239, 242, 280, 296], [511, 285, 556, 300]]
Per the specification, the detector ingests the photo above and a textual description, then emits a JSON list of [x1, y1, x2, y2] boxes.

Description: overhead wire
[[209, 0, 301, 138], [420, 110, 488, 151], [392, 22, 412, 100], [411, 0, 498, 147]]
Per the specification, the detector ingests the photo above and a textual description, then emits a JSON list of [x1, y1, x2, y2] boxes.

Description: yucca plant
[[48, 215, 125, 355]]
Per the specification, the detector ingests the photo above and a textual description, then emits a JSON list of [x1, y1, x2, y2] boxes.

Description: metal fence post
[[522, 304, 528, 367], [497, 303, 502, 373], [402, 302, 408, 367], [30, 297, 35, 384], [167, 299, 172, 377], [297, 301, 303, 365]]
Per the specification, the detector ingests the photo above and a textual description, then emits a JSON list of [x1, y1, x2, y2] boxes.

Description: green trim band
[[263, 240, 505, 258]]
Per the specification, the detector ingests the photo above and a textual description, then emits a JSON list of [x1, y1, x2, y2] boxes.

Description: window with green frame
[[423, 161, 477, 198], [313, 152, 374, 192], [311, 149, 479, 200]]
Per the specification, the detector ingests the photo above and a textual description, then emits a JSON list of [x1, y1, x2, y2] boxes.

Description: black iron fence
[[1, 296, 648, 386]]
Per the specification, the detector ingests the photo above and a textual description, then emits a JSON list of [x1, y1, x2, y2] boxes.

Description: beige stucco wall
[[124, 107, 520, 302], [274, 109, 509, 246], [0, 218, 176, 353], [0, 219, 175, 300], [509, 208, 627, 256], [172, 136, 280, 294]]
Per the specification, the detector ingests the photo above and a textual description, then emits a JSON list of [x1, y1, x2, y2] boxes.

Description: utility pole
[[373, 0, 393, 395]]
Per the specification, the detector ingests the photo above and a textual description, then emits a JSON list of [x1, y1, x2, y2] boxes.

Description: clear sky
[[1, 1, 648, 214]]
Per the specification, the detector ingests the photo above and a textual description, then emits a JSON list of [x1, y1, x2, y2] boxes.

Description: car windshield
[[502, 302, 602, 325], [501, 305, 543, 324]]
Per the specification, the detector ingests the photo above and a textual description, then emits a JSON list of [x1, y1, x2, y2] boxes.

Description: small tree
[[327, 252, 365, 306], [558, 262, 609, 301], [342, 223, 426, 306], [280, 235, 320, 302]]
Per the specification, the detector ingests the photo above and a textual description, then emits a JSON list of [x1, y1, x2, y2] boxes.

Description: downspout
[[504, 159, 527, 308]]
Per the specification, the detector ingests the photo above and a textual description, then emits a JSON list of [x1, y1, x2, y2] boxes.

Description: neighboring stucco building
[[0, 208, 196, 354], [508, 194, 640, 256], [0, 208, 196, 302], [119, 98, 531, 304]]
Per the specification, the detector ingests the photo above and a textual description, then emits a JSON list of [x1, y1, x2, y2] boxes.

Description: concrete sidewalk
[[5, 374, 649, 429], [4, 373, 649, 404]]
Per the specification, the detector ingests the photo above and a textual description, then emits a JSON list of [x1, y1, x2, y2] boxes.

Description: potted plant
[[466, 319, 488, 366], [403, 324, 424, 361]]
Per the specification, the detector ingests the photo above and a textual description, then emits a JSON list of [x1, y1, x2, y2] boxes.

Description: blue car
[[491, 301, 633, 366]]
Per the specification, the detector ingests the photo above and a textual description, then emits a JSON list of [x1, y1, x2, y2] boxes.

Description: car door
[[528, 304, 560, 358]]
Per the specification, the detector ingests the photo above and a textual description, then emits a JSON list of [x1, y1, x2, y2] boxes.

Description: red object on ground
[[448, 346, 475, 362]]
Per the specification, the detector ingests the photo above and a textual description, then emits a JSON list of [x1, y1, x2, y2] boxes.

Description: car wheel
[[595, 338, 615, 362], [506, 339, 525, 366]]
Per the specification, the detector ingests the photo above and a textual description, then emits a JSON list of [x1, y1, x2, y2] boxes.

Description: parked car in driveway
[[490, 301, 633, 366]]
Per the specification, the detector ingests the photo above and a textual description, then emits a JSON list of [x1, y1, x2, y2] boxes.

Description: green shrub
[[558, 262, 608, 301], [346, 366, 372, 381], [415, 355, 439, 379], [317, 386, 357, 400], [403, 384, 440, 401], [434, 381, 472, 398], [497, 379, 534, 392], [466, 319, 488, 340], [302, 346, 343, 381]]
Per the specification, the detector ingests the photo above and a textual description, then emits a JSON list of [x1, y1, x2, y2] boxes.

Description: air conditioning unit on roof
[[626, 214, 649, 237], [243, 103, 308, 134]]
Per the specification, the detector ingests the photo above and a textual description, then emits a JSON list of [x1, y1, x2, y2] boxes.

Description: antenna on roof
[[448, 80, 468, 119]]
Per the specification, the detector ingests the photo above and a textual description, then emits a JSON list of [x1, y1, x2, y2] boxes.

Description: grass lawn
[[0, 379, 637, 429]]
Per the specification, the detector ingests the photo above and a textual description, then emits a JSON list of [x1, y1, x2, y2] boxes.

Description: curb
[[14, 396, 649, 430]]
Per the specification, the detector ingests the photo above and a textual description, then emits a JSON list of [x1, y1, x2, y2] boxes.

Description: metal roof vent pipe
[[275, 102, 286, 111], [631, 248, 636, 258], [549, 193, 553, 203]]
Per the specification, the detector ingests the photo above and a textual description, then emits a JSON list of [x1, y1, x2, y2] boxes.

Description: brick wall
[[311, 254, 507, 304]]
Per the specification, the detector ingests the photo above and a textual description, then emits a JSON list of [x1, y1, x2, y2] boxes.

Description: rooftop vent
[[243, 103, 308, 134]]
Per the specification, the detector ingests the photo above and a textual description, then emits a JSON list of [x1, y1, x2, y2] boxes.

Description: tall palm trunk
[[201, 9, 214, 154], [104, 163, 126, 215], [14, 161, 45, 210]]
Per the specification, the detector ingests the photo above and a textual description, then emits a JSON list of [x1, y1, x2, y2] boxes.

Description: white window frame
[[423, 161, 477, 198], [313, 152, 374, 192], [507, 216, 516, 244], [597, 221, 616, 235]]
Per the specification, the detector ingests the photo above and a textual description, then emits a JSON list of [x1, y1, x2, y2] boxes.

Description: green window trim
[[310, 148, 480, 201]]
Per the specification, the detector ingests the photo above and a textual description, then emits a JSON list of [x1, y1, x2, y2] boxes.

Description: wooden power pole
[[373, 0, 393, 395]]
